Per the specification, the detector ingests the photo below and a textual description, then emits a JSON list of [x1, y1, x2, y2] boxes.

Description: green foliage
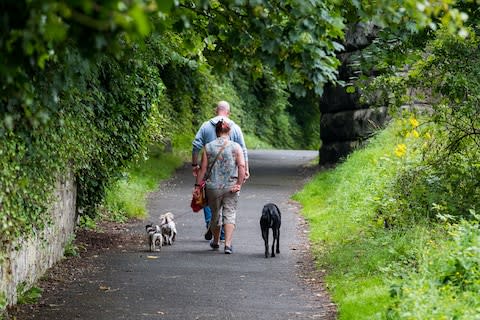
[[388, 218, 480, 319], [340, 0, 471, 35], [410, 28, 480, 159], [77, 215, 96, 231], [0, 16, 308, 251], [294, 117, 480, 319], [244, 134, 274, 150], [16, 283, 42, 305], [0, 293, 5, 313], [0, 0, 461, 101], [295, 25, 480, 317], [63, 235, 80, 257], [0, 38, 167, 246], [0, 0, 475, 315], [232, 72, 291, 148], [103, 147, 182, 220], [294, 122, 416, 319], [359, 29, 479, 319], [177, 0, 345, 97], [288, 93, 321, 149], [366, 29, 479, 226]]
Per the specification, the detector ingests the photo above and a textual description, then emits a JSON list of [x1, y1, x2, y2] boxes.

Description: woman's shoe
[[224, 246, 233, 254]]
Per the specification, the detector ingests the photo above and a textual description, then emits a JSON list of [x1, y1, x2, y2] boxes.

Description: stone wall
[[319, 22, 390, 164], [0, 172, 76, 306]]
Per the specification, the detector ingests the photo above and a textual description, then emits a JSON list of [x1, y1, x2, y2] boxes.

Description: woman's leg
[[222, 191, 239, 251], [223, 223, 234, 248]]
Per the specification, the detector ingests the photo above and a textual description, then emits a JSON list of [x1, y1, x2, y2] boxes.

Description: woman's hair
[[215, 118, 231, 136]]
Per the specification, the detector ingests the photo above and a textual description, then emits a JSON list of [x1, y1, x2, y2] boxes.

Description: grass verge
[[103, 145, 184, 221], [293, 121, 431, 319], [294, 117, 480, 319], [244, 133, 274, 149]]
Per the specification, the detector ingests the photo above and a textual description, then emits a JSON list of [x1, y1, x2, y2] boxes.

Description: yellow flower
[[412, 129, 420, 138], [394, 144, 407, 157], [409, 117, 419, 128]]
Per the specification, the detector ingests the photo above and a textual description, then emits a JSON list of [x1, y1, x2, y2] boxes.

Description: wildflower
[[409, 117, 419, 128], [394, 144, 407, 157], [412, 129, 420, 138]]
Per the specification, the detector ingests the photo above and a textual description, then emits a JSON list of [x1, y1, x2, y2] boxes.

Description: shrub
[[387, 217, 480, 319], [16, 283, 42, 305]]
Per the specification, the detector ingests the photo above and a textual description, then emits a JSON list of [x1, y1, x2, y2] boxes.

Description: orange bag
[[191, 180, 207, 212]]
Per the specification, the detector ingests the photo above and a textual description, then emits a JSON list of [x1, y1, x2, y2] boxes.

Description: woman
[[193, 118, 246, 254]]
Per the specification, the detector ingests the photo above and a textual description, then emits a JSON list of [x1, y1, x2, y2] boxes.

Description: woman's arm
[[231, 144, 245, 192]]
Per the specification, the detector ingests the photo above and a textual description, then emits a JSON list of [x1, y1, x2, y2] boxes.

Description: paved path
[[13, 150, 335, 319]]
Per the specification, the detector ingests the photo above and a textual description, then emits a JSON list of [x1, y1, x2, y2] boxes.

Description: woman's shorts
[[206, 188, 239, 226]]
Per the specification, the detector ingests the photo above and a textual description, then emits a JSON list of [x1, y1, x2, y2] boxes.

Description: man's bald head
[[216, 101, 231, 116]]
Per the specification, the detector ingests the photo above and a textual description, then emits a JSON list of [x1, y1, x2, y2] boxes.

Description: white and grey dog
[[159, 212, 177, 245], [145, 224, 163, 252]]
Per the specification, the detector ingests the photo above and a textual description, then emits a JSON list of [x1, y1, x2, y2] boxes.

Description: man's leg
[[206, 189, 222, 249], [203, 206, 213, 240], [203, 206, 212, 228], [206, 203, 223, 241]]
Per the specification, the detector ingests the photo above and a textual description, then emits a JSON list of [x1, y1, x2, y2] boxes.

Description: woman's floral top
[[205, 137, 240, 189]]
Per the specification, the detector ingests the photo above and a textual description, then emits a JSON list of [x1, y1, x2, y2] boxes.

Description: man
[[192, 100, 250, 241]]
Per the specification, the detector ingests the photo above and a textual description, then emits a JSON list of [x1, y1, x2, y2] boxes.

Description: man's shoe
[[224, 246, 233, 254], [210, 240, 219, 250]]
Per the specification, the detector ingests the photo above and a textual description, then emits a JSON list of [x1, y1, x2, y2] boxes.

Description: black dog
[[260, 203, 281, 258]]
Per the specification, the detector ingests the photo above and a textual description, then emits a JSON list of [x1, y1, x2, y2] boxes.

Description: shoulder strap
[[205, 140, 228, 179]]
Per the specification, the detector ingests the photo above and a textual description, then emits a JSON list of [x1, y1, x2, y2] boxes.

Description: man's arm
[[195, 149, 208, 185], [192, 124, 206, 176]]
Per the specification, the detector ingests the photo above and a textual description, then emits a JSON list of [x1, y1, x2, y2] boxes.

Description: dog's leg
[[271, 231, 276, 258], [262, 228, 269, 258], [275, 227, 280, 254], [149, 235, 154, 252], [271, 227, 280, 257], [156, 234, 163, 251]]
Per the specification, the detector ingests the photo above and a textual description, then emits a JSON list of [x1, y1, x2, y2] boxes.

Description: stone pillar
[[319, 22, 389, 164]]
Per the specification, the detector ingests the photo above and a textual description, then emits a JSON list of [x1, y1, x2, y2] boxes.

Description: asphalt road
[[13, 150, 335, 320]]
